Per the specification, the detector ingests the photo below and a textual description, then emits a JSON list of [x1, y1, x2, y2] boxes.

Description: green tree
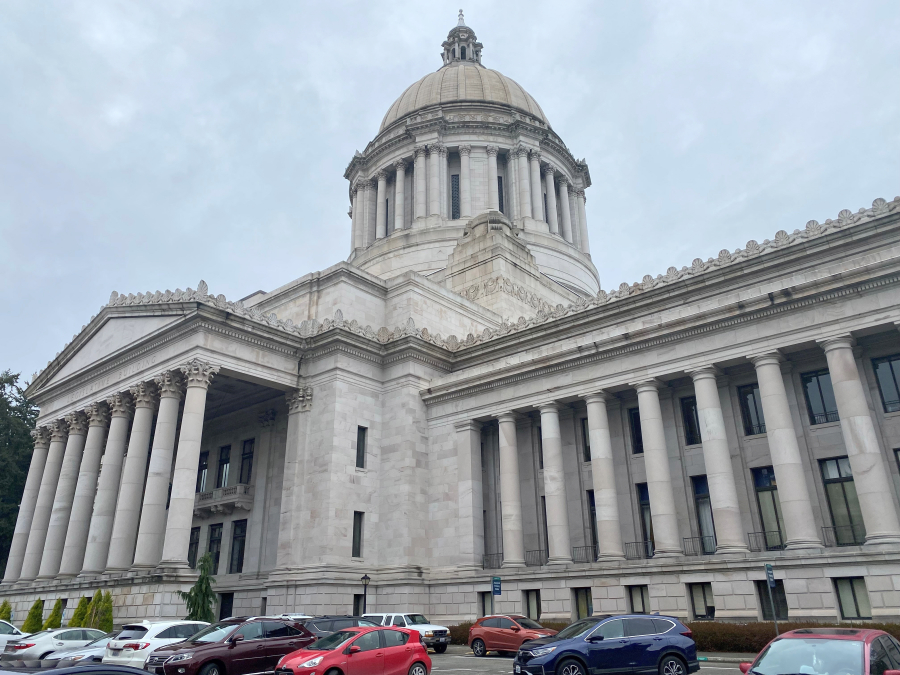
[[68, 596, 89, 627], [0, 600, 11, 622], [98, 592, 113, 632], [21, 599, 43, 633], [177, 553, 216, 623], [42, 599, 63, 630], [82, 590, 103, 629], [0, 371, 39, 578]]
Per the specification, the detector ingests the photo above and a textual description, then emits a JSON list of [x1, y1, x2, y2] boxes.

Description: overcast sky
[[1, 1, 898, 382]]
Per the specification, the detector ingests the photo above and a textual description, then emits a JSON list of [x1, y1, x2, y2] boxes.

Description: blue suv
[[513, 614, 699, 675]]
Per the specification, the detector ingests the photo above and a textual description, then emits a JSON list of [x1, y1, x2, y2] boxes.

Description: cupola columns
[[459, 146, 472, 219], [394, 160, 407, 232], [428, 145, 441, 216], [558, 177, 573, 242], [375, 171, 388, 239], [487, 146, 499, 211], [529, 151, 543, 222], [414, 146, 427, 220], [544, 165, 559, 235], [517, 148, 532, 219]]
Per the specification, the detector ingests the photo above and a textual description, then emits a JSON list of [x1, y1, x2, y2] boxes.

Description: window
[[229, 519, 247, 574], [216, 445, 231, 489], [235, 622, 264, 640], [835, 577, 872, 619], [385, 198, 390, 233], [383, 630, 409, 647], [497, 176, 504, 214], [801, 369, 839, 425], [392, 615, 405, 627], [497, 618, 516, 629], [353, 631, 381, 652], [536, 427, 544, 469], [196, 452, 209, 493], [208, 523, 223, 574], [239, 439, 254, 484], [461, 46, 466, 59], [586, 490, 598, 555], [581, 418, 591, 462], [625, 617, 657, 636], [353, 595, 365, 616], [352, 511, 364, 558], [218, 592, 234, 621], [573, 588, 593, 620], [260, 597, 267, 615], [755, 579, 788, 621], [187, 527, 200, 569], [451, 174, 460, 219], [692, 475, 716, 553], [481, 617, 499, 628], [356, 426, 367, 469], [265, 622, 301, 638], [871, 636, 900, 675], [689, 582, 715, 620], [524, 590, 541, 620], [752, 466, 785, 548], [628, 408, 644, 454], [820, 457, 865, 545], [540, 496, 549, 554], [591, 619, 624, 640], [478, 591, 494, 617], [681, 397, 702, 446], [628, 585, 651, 614], [873, 355, 900, 413], [636, 483, 654, 547], [738, 384, 766, 435], [543, 193, 548, 222]]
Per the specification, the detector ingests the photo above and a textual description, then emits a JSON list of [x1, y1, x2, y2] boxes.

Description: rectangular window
[[821, 457, 865, 545], [801, 369, 839, 425], [497, 176, 505, 214], [540, 496, 549, 555], [187, 527, 200, 569], [692, 475, 716, 553], [228, 519, 247, 574], [581, 418, 591, 462], [587, 490, 598, 554], [755, 580, 788, 621], [524, 590, 541, 620], [218, 592, 234, 621], [239, 439, 254, 484], [873, 354, 900, 413], [353, 595, 365, 616], [681, 397, 702, 446], [536, 427, 544, 469], [352, 511, 364, 558], [451, 174, 460, 219], [834, 577, 872, 619], [636, 483, 654, 548], [260, 597, 267, 615], [356, 426, 367, 469], [689, 582, 716, 620], [629, 408, 644, 454], [752, 466, 786, 549], [628, 585, 650, 614], [479, 591, 494, 617], [738, 383, 767, 435], [385, 197, 390, 234], [208, 523, 223, 574], [216, 445, 231, 489], [573, 588, 593, 620], [196, 452, 209, 493], [543, 193, 548, 222]]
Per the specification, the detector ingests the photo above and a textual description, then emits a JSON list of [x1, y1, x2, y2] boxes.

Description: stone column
[[158, 359, 219, 569], [132, 371, 185, 568], [375, 170, 388, 239], [517, 147, 532, 219], [634, 381, 682, 556], [568, 186, 582, 250], [576, 189, 590, 253], [356, 181, 369, 248], [530, 151, 544, 221], [486, 146, 500, 211], [543, 165, 559, 234], [821, 337, 900, 545], [558, 177, 573, 243], [350, 185, 359, 250], [750, 353, 821, 548], [439, 145, 449, 218], [2, 429, 50, 582], [58, 404, 110, 577], [246, 409, 276, 573], [497, 413, 526, 567], [459, 145, 472, 219], [538, 403, 573, 564], [394, 160, 406, 231], [19, 420, 68, 580], [275, 389, 312, 570], [428, 144, 441, 216], [367, 178, 377, 244], [414, 146, 427, 219], [689, 368, 750, 553], [456, 421, 484, 569], [38, 412, 88, 579], [583, 394, 625, 560], [508, 150, 519, 220]]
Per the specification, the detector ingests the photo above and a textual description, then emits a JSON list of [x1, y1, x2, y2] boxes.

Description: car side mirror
[[739, 663, 752, 674], [512, 627, 520, 632], [588, 635, 604, 642], [231, 634, 244, 646], [348, 645, 361, 654]]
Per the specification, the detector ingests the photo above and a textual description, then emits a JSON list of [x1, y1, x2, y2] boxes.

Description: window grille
[[451, 174, 460, 219]]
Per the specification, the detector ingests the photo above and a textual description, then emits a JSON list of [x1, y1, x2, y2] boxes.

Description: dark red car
[[739, 628, 900, 675], [468, 615, 558, 656]]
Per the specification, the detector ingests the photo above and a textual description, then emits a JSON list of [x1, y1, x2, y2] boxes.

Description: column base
[[715, 544, 751, 555], [652, 550, 683, 558], [785, 539, 823, 550], [76, 571, 102, 579], [596, 554, 626, 562], [501, 559, 526, 569], [546, 556, 573, 566], [55, 573, 77, 581], [864, 534, 900, 547]]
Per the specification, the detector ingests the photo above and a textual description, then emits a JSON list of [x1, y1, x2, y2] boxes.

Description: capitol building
[[4, 13, 900, 626]]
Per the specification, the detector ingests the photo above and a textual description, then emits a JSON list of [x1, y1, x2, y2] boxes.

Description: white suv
[[103, 620, 208, 668], [363, 613, 450, 653]]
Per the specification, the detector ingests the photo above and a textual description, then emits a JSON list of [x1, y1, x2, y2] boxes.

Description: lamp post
[[361, 574, 371, 614]]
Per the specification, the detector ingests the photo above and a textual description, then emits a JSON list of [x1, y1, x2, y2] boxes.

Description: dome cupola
[[441, 10, 483, 66]]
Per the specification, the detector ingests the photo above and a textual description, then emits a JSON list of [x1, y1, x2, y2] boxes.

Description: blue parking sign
[[492, 577, 501, 596]]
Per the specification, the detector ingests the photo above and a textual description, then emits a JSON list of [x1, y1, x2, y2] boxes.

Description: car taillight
[[680, 630, 693, 639], [12, 643, 35, 650], [123, 643, 151, 650]]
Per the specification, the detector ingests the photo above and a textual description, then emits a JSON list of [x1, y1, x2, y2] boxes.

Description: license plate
[[515, 666, 522, 673], [110, 650, 121, 655]]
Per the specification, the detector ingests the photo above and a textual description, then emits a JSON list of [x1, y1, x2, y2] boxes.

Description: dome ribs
[[440, 67, 458, 103]]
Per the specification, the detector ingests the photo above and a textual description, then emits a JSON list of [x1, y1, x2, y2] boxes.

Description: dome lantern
[[441, 10, 483, 66]]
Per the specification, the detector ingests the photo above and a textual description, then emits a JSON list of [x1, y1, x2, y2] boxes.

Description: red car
[[468, 615, 558, 657], [276, 626, 431, 675], [739, 627, 900, 675]]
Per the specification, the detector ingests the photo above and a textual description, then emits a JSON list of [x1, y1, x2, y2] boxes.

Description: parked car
[[739, 627, 900, 675], [3, 628, 107, 660], [147, 616, 315, 675], [23, 665, 151, 675], [300, 616, 380, 639], [363, 613, 451, 653], [0, 620, 28, 653], [276, 626, 430, 675], [104, 621, 208, 668], [468, 615, 558, 656], [513, 614, 698, 675], [45, 631, 119, 665]]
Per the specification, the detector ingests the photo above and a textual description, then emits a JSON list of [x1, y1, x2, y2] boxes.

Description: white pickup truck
[[362, 613, 451, 653]]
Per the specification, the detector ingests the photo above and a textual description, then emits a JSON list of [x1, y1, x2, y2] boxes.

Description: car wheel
[[199, 662, 223, 675], [434, 644, 448, 654], [471, 638, 486, 657], [660, 655, 687, 675], [39, 653, 53, 660], [409, 662, 428, 675], [558, 658, 587, 675]]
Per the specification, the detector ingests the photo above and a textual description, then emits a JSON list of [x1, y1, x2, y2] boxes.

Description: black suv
[[299, 616, 380, 639]]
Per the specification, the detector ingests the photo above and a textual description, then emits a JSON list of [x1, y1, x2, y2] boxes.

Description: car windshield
[[308, 631, 358, 651], [751, 638, 864, 675], [404, 615, 430, 626], [556, 619, 599, 640], [86, 632, 119, 647], [117, 627, 149, 640], [189, 623, 239, 643], [515, 618, 544, 630]]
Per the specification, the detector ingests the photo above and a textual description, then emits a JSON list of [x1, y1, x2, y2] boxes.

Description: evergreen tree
[[21, 599, 43, 633], [68, 597, 89, 627], [83, 590, 103, 629], [0, 600, 11, 622], [41, 599, 63, 630], [177, 553, 216, 623], [0, 371, 38, 578], [98, 592, 113, 632]]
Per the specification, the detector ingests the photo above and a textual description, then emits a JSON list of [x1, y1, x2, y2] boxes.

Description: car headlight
[[166, 653, 194, 663], [531, 646, 557, 657], [69, 655, 85, 661], [424, 631, 434, 637], [298, 657, 323, 668]]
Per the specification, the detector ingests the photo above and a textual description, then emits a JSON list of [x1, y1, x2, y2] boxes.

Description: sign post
[[765, 564, 779, 636]]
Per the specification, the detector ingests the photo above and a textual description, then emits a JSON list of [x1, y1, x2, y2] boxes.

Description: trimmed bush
[[98, 592, 114, 633], [448, 622, 473, 645], [68, 597, 90, 627], [687, 621, 900, 653], [21, 599, 44, 633], [0, 600, 11, 622], [82, 590, 103, 630], [42, 599, 63, 630]]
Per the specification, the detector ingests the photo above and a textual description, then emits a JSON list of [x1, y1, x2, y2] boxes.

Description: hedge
[[687, 621, 900, 653]]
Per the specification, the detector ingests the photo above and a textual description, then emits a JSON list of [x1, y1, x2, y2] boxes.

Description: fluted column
[[439, 145, 449, 218], [634, 381, 682, 556], [275, 389, 312, 570], [517, 147, 532, 218], [497, 413, 525, 567], [508, 150, 519, 220], [428, 144, 441, 216], [750, 353, 821, 549], [2, 429, 50, 582], [543, 165, 559, 234], [568, 186, 581, 249], [538, 403, 572, 564], [132, 372, 185, 568], [584, 394, 625, 560], [414, 146, 427, 219], [366, 178, 377, 245], [821, 337, 900, 545], [394, 160, 407, 231], [558, 177, 573, 243], [350, 185, 360, 250], [530, 151, 543, 221], [356, 181, 369, 248], [159, 359, 219, 569], [576, 189, 590, 253], [486, 146, 499, 211], [456, 421, 484, 569], [459, 145, 472, 219], [105, 382, 158, 571], [689, 368, 750, 553], [375, 170, 388, 239], [58, 404, 111, 577]]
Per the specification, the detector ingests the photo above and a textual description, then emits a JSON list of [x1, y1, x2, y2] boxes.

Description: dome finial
[[458, 9, 465, 26]]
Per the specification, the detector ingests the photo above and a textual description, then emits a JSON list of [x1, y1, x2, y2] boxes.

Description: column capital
[[30, 427, 51, 449], [748, 351, 784, 368], [486, 145, 499, 157], [582, 391, 611, 404], [632, 378, 665, 394], [535, 401, 558, 413], [130, 381, 159, 410], [513, 145, 528, 158], [181, 358, 219, 389], [357, 179, 372, 191], [47, 418, 69, 442], [376, 169, 389, 181], [576, 189, 586, 199], [258, 409, 277, 427], [496, 412, 518, 424], [286, 386, 313, 413], [454, 419, 481, 432], [106, 391, 135, 418], [84, 402, 111, 428], [818, 335, 856, 353], [414, 145, 427, 158], [529, 149, 542, 161], [65, 411, 89, 436], [458, 144, 471, 156], [688, 366, 721, 382], [154, 371, 185, 400], [427, 143, 443, 154], [394, 159, 407, 171], [557, 175, 569, 187], [349, 184, 357, 198], [439, 145, 449, 157], [542, 163, 556, 177], [568, 183, 577, 195]]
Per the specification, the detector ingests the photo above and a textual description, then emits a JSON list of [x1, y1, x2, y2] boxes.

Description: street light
[[360, 574, 371, 615]]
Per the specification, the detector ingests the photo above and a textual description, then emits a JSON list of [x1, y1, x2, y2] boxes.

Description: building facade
[[3, 14, 900, 627]]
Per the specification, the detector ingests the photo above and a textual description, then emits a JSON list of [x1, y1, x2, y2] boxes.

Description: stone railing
[[193, 483, 253, 518]]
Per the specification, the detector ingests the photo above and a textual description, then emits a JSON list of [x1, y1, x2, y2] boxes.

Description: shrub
[[42, 599, 63, 630], [68, 597, 89, 627], [0, 600, 11, 622], [687, 621, 900, 653], [82, 590, 103, 629], [448, 622, 472, 645], [21, 599, 44, 633], [178, 553, 216, 623], [98, 592, 113, 632]]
